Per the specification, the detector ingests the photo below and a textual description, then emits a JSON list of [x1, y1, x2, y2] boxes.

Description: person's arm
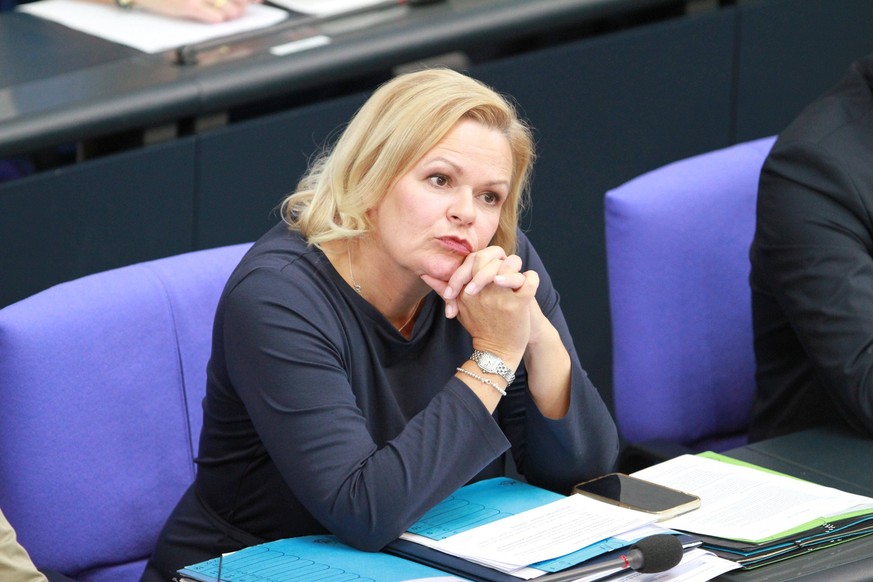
[[221, 268, 510, 552], [499, 236, 619, 494], [80, 0, 257, 23], [754, 139, 873, 433], [0, 508, 48, 582], [521, 286, 571, 419], [426, 233, 618, 493]]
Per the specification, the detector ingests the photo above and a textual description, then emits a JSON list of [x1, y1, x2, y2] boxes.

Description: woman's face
[[367, 119, 513, 286]]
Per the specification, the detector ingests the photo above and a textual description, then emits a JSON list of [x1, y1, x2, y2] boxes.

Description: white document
[[270, 0, 388, 16], [632, 454, 873, 542], [17, 0, 288, 53], [425, 493, 659, 574]]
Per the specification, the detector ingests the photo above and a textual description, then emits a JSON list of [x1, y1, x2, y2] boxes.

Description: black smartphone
[[572, 473, 700, 520]]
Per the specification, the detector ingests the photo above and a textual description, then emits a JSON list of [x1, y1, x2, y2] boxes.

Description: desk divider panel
[[0, 138, 197, 307], [734, 0, 873, 142], [194, 92, 368, 249]]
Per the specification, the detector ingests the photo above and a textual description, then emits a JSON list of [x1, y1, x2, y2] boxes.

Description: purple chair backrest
[[0, 243, 250, 581], [605, 137, 776, 452]]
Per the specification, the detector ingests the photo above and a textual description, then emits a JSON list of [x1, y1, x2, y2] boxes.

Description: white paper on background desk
[[632, 454, 873, 542], [17, 0, 288, 53], [270, 0, 389, 16], [426, 493, 659, 575]]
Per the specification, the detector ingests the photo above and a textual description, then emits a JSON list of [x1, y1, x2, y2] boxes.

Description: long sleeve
[[751, 138, 873, 436], [749, 55, 873, 440]]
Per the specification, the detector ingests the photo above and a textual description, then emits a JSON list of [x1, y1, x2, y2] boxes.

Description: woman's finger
[[443, 246, 507, 299], [493, 255, 524, 289]]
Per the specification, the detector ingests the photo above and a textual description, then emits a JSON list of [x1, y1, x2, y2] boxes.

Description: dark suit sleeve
[[753, 139, 873, 433]]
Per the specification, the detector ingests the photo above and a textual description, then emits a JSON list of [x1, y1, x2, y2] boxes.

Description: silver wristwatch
[[470, 350, 515, 385]]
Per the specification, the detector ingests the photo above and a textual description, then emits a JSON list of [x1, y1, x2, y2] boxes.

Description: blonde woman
[[144, 68, 618, 580]]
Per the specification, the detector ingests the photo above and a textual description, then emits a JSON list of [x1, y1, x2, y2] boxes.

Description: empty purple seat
[[0, 243, 250, 581], [604, 137, 776, 470]]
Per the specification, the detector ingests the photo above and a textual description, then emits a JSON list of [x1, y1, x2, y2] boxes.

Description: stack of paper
[[404, 489, 657, 575], [17, 0, 289, 54], [389, 477, 740, 581], [632, 453, 873, 569]]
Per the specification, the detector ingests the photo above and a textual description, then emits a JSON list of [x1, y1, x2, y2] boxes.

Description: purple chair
[[604, 136, 776, 472], [0, 243, 251, 581]]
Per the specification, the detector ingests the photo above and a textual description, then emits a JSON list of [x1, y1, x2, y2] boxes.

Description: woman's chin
[[427, 261, 462, 283]]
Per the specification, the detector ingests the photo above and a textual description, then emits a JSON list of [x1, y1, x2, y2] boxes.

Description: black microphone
[[533, 534, 684, 582]]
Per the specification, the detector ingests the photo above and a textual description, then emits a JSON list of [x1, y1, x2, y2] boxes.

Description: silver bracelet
[[456, 367, 507, 397]]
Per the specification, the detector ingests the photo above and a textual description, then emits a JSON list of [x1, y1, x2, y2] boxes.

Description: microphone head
[[630, 534, 684, 573]]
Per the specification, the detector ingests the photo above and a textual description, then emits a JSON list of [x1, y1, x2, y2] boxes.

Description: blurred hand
[[128, 0, 260, 23]]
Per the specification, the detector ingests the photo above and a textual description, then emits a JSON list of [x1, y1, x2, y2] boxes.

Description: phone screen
[[574, 474, 698, 513]]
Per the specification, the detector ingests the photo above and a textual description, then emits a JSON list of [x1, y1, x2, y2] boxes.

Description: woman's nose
[[448, 189, 475, 224]]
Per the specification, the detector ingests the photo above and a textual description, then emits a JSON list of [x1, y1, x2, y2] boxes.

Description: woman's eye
[[429, 174, 449, 187], [481, 192, 500, 205]]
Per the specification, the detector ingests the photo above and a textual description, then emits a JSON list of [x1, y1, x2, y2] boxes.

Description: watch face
[[479, 352, 500, 371]]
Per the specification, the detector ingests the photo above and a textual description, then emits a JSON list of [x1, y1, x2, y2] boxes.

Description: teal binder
[[177, 534, 466, 582]]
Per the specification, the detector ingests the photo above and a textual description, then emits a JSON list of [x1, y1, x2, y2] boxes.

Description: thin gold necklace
[[347, 246, 422, 334], [396, 297, 423, 334]]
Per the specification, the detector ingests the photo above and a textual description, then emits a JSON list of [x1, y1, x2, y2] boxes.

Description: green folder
[[692, 452, 873, 570]]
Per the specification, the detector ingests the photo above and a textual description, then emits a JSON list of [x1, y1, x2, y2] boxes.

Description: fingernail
[[465, 282, 478, 295], [495, 275, 505, 284], [443, 286, 454, 299]]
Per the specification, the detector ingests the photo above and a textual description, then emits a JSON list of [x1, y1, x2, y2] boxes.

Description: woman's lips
[[437, 236, 473, 255]]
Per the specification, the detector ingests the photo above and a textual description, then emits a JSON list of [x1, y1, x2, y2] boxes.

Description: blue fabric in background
[[1, 0, 37, 9], [0, 157, 33, 182]]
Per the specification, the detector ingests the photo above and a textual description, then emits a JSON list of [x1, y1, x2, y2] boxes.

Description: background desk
[[0, 0, 685, 155], [716, 427, 873, 581], [2, 0, 873, 410]]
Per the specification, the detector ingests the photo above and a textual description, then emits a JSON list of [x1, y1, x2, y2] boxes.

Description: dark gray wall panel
[[735, 0, 873, 141], [195, 93, 368, 248], [0, 139, 196, 307]]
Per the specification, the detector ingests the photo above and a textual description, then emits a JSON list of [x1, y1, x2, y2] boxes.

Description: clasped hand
[[422, 247, 540, 361]]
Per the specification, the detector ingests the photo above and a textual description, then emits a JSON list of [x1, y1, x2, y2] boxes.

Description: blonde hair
[[280, 68, 535, 254]]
